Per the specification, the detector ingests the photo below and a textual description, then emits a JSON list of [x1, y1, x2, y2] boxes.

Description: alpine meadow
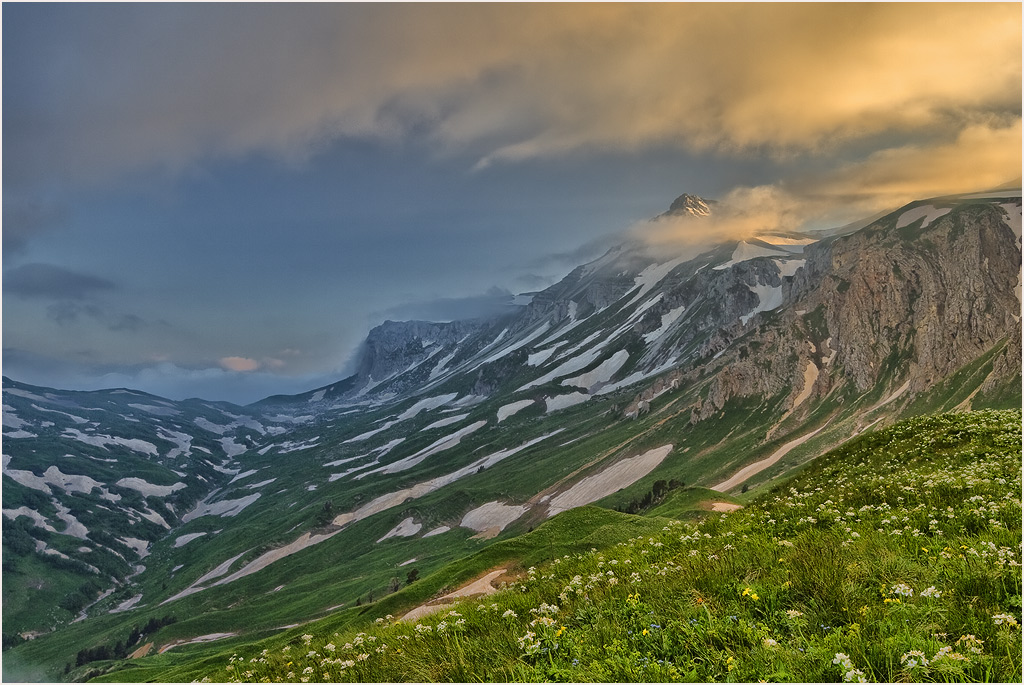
[[2, 3, 1021, 684]]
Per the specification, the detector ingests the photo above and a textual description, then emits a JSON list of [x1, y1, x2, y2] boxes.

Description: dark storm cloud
[[5, 263, 116, 300]]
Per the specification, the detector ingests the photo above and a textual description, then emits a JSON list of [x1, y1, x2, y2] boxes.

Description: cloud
[[4, 263, 116, 300], [2, 348, 345, 404], [219, 356, 261, 372], [804, 120, 1023, 208], [375, 286, 520, 323], [5, 3, 1019, 193], [2, 197, 65, 253], [640, 119, 1024, 243]]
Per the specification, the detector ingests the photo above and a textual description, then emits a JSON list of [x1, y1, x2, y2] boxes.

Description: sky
[[3, 2, 1021, 404]]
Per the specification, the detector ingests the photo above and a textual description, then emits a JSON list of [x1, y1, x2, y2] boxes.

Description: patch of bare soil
[[399, 568, 508, 622]]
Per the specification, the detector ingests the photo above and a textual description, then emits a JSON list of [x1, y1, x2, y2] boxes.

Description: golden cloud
[[219, 356, 260, 372], [11, 3, 1021, 203]]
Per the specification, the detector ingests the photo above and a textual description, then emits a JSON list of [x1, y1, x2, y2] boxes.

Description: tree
[[406, 568, 420, 585]]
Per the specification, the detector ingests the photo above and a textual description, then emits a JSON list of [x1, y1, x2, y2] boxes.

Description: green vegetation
[[111, 409, 1019, 682]]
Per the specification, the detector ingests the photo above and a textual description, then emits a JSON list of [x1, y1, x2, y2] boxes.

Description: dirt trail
[[709, 502, 743, 512], [712, 424, 827, 492], [157, 632, 237, 654], [400, 568, 507, 622]]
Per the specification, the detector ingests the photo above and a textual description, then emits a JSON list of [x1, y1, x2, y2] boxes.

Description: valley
[[3, 189, 1021, 682]]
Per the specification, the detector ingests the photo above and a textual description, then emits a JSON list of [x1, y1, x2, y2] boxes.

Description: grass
[[100, 408, 1020, 683]]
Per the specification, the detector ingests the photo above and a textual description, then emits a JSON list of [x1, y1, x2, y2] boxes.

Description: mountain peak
[[666, 193, 715, 217]]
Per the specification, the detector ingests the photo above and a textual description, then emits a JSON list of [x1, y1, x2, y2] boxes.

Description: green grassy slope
[[87, 409, 1021, 683]]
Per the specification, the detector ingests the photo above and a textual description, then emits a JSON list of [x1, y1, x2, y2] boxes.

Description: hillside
[[93, 409, 1022, 683], [2, 189, 1021, 681]]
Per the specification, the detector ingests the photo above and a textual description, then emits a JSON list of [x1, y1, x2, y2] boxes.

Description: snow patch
[[397, 393, 459, 421], [547, 445, 673, 516], [753, 235, 818, 247], [2, 405, 29, 429], [128, 403, 180, 417], [356, 420, 488, 478], [3, 387, 50, 402], [473, 323, 550, 368], [228, 469, 259, 484], [116, 478, 186, 497], [309, 389, 326, 403], [377, 517, 422, 542], [428, 351, 458, 380], [895, 204, 951, 229], [714, 241, 789, 270], [774, 259, 806, 278], [182, 494, 260, 522], [423, 526, 450, 538], [544, 392, 591, 413], [2, 507, 57, 532], [63, 428, 158, 456], [219, 437, 247, 458], [643, 307, 687, 344], [421, 414, 469, 431], [999, 202, 1022, 239], [173, 532, 208, 548], [158, 428, 193, 459], [110, 594, 143, 613], [460, 501, 527, 533], [497, 399, 535, 423], [626, 258, 687, 305], [194, 417, 231, 435], [740, 283, 784, 325], [518, 347, 604, 391], [32, 403, 90, 423], [561, 350, 630, 391]]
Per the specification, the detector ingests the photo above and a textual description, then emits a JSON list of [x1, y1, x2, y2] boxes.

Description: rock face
[[688, 200, 1022, 420]]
